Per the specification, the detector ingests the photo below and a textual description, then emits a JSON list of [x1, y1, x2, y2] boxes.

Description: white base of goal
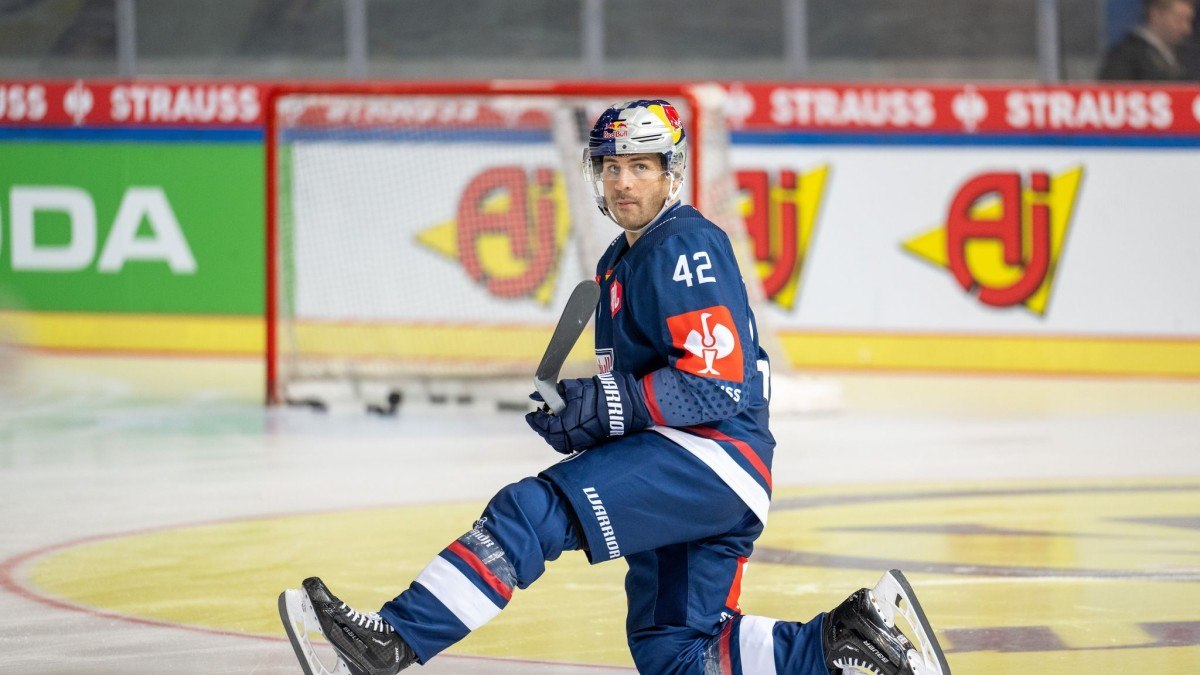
[[279, 378, 539, 416], [280, 373, 841, 417]]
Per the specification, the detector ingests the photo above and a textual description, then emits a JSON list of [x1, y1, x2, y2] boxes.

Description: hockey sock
[[378, 477, 581, 661], [733, 615, 826, 675]]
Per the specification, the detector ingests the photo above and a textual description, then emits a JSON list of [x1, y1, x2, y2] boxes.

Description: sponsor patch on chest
[[609, 279, 623, 317]]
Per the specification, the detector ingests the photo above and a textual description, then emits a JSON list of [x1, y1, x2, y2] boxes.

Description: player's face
[[1151, 0, 1195, 45], [600, 154, 676, 233]]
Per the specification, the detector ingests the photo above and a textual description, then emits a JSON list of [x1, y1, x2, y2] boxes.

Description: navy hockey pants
[[378, 433, 827, 674]]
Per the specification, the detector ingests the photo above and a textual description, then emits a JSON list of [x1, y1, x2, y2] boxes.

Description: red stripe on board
[[447, 540, 513, 602], [687, 426, 773, 490], [642, 375, 666, 426]]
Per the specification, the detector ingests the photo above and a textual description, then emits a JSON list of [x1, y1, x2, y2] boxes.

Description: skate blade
[[278, 589, 353, 675], [870, 570, 952, 675]]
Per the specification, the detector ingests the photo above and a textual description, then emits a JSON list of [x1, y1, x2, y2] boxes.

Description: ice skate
[[279, 577, 417, 675], [823, 569, 950, 675]]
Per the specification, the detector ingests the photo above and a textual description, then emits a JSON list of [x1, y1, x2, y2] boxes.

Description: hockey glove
[[525, 372, 652, 454]]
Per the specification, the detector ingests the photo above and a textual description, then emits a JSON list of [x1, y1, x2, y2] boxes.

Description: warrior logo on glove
[[525, 372, 652, 455]]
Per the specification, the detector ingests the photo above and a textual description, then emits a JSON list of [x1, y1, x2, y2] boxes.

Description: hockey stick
[[534, 279, 601, 414]]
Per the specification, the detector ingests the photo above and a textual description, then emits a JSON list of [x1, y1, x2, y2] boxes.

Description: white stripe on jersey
[[739, 615, 780, 675], [651, 426, 771, 526], [414, 555, 502, 631]]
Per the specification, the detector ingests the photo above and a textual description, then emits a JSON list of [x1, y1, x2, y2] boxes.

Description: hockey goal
[[265, 81, 838, 413]]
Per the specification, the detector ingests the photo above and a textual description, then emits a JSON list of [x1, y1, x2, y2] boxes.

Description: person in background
[[1099, 0, 1196, 80], [1179, 2, 1200, 77]]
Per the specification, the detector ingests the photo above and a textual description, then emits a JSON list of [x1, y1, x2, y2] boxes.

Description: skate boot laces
[[340, 603, 392, 635]]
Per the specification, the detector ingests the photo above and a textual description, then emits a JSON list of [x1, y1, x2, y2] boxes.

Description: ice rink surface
[[1, 352, 1198, 673]]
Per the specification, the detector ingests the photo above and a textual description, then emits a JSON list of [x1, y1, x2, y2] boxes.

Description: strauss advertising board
[[0, 79, 1197, 376], [721, 82, 1200, 376], [0, 81, 265, 356]]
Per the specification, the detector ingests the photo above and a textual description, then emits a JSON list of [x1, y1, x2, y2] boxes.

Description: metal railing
[[1, 0, 1109, 83]]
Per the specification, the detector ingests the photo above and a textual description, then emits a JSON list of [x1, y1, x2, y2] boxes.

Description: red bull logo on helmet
[[603, 120, 629, 139]]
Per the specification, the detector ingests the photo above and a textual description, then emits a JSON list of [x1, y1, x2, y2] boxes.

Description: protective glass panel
[[135, 0, 346, 77], [0, 0, 116, 77]]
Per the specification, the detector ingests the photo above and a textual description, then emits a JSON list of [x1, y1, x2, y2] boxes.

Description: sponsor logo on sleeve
[[665, 306, 743, 382]]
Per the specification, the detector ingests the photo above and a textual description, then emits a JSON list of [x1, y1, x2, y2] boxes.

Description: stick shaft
[[535, 280, 600, 413]]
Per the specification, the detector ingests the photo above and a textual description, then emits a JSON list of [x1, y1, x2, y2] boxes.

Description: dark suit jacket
[[1098, 31, 1190, 81]]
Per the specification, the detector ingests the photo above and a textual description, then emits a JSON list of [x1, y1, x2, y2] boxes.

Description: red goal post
[[263, 80, 834, 412]]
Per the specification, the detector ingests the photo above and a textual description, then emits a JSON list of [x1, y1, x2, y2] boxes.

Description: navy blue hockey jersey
[[593, 202, 776, 524]]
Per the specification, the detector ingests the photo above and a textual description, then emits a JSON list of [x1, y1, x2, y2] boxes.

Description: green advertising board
[[0, 141, 263, 315]]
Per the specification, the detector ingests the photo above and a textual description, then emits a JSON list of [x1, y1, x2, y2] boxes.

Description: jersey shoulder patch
[[664, 305, 744, 382]]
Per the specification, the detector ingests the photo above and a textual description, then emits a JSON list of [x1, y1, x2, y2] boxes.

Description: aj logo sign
[[416, 167, 569, 305], [736, 165, 828, 311], [904, 167, 1083, 314]]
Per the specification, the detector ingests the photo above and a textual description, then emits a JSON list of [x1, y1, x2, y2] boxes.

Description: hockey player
[[280, 100, 951, 675]]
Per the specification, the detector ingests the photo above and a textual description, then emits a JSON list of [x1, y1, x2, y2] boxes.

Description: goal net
[[266, 82, 839, 413]]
